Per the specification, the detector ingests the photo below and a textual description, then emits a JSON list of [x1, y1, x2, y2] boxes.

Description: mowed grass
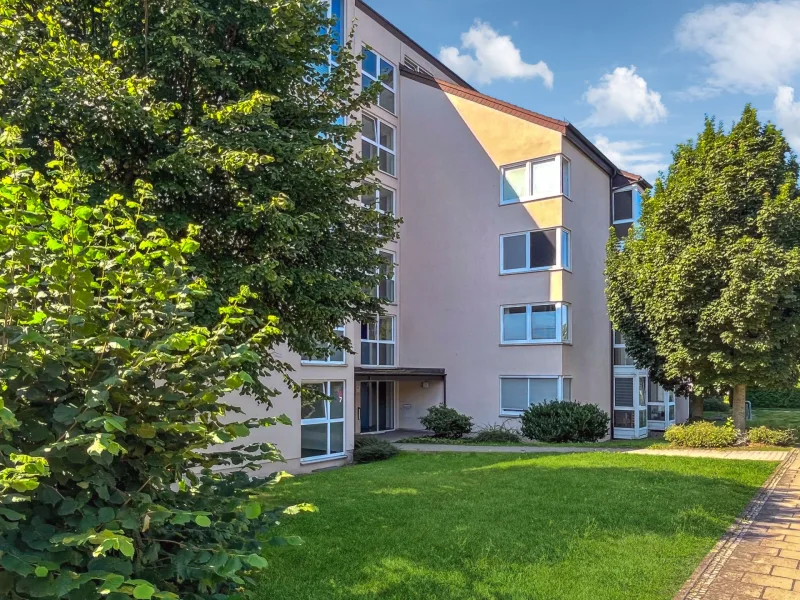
[[395, 436, 663, 448], [706, 408, 800, 432], [255, 452, 776, 600]]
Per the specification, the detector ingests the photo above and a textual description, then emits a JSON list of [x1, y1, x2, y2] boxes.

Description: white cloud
[[594, 136, 668, 184], [676, 1, 800, 94], [775, 86, 800, 150], [438, 21, 553, 87], [583, 67, 667, 126]]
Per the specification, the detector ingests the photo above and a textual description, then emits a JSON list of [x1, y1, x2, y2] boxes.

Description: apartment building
[[231, 0, 689, 474]]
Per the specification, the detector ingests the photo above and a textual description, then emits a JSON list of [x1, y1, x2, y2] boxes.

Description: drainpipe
[[609, 169, 619, 441], [443, 373, 447, 407]]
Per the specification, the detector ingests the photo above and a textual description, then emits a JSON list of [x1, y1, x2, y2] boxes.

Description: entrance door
[[613, 368, 649, 439], [359, 381, 396, 433]]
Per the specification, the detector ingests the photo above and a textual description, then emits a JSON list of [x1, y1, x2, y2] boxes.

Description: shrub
[[473, 423, 522, 443], [748, 426, 797, 447], [353, 436, 399, 463], [748, 389, 800, 408], [665, 418, 739, 448], [520, 401, 610, 443], [703, 397, 730, 412], [0, 142, 300, 600], [420, 405, 473, 439]]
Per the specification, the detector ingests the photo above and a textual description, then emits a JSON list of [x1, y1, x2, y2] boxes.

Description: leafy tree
[[606, 107, 800, 430], [0, 0, 396, 389], [0, 134, 316, 599]]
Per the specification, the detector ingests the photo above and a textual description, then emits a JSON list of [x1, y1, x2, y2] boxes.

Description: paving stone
[[675, 450, 799, 600]]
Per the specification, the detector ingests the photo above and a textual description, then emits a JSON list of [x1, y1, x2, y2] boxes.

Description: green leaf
[[117, 537, 135, 558], [244, 501, 261, 519], [133, 583, 155, 599], [246, 554, 268, 569], [194, 515, 211, 527], [0, 507, 25, 521], [50, 212, 70, 230]]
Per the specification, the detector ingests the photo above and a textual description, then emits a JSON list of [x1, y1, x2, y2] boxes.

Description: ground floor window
[[500, 376, 572, 415], [301, 381, 345, 461]]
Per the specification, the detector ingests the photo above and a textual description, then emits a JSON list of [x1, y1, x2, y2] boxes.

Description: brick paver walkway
[[676, 449, 800, 600]]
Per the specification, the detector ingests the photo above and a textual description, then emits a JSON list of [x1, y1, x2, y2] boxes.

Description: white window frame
[[362, 113, 396, 177], [499, 375, 572, 417], [500, 154, 571, 205], [374, 250, 396, 304], [301, 325, 347, 366], [500, 302, 570, 345], [361, 46, 396, 115], [499, 227, 571, 274], [360, 315, 395, 367], [612, 329, 637, 367], [362, 184, 395, 215], [612, 186, 640, 239], [300, 380, 346, 464]]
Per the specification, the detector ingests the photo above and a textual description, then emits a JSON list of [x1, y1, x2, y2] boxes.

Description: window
[[361, 185, 395, 215], [500, 228, 571, 273], [501, 303, 570, 344], [500, 376, 572, 415], [301, 381, 345, 461], [500, 155, 570, 204], [362, 114, 395, 176], [613, 374, 648, 436], [301, 325, 346, 365], [362, 48, 395, 113], [612, 187, 642, 240], [613, 330, 636, 366], [361, 316, 395, 366], [328, 0, 344, 54], [373, 250, 396, 303]]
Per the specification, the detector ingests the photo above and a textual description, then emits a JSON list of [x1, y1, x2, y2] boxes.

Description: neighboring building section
[[231, 0, 688, 474]]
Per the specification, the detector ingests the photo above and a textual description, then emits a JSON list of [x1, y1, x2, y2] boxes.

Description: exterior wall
[[225, 2, 475, 475], [561, 139, 613, 416], [398, 81, 580, 426], [397, 380, 443, 431]]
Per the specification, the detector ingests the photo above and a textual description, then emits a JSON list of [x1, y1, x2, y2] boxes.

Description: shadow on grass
[[254, 452, 776, 600]]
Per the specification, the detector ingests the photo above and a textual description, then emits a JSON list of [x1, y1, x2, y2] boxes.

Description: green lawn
[[395, 436, 664, 448], [255, 452, 776, 600], [706, 407, 800, 430]]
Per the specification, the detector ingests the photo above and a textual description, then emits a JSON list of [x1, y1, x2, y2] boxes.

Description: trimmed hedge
[[665, 419, 739, 448], [748, 389, 800, 408], [703, 397, 730, 412], [521, 401, 609, 443]]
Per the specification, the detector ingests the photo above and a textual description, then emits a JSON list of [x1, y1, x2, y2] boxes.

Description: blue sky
[[364, 0, 800, 183]]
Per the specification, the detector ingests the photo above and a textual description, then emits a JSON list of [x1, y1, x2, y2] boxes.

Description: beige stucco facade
[[225, 0, 687, 474]]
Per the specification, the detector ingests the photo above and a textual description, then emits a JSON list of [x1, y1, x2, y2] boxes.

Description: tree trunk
[[732, 384, 747, 432], [691, 395, 704, 420]]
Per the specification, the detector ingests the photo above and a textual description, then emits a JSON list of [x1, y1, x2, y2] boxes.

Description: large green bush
[[521, 401, 609, 443], [664, 419, 739, 448], [748, 426, 797, 447], [0, 139, 309, 599], [419, 405, 473, 439], [748, 389, 800, 408]]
